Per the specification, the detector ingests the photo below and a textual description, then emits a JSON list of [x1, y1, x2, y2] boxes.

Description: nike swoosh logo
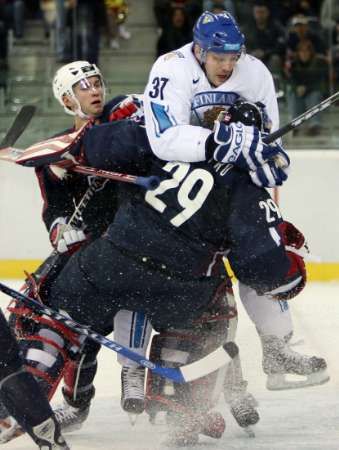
[[192, 78, 200, 84]]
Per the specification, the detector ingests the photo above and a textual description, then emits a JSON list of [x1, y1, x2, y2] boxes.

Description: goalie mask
[[225, 100, 272, 132], [53, 61, 106, 119]]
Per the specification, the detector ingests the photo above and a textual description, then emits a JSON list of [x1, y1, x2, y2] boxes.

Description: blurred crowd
[[0, 0, 132, 68], [154, 0, 339, 136], [1, 0, 339, 135]]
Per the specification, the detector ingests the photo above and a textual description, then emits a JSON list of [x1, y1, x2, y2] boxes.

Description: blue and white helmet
[[193, 11, 245, 55]]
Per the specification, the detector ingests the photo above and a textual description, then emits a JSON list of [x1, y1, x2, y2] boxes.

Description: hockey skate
[[261, 334, 329, 390], [224, 356, 260, 437], [53, 402, 90, 433], [0, 416, 22, 443], [121, 366, 145, 423], [32, 417, 70, 449]]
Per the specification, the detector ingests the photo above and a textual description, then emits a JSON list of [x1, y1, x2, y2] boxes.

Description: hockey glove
[[206, 121, 285, 171], [109, 94, 144, 124], [49, 217, 87, 255], [267, 221, 308, 301], [249, 147, 290, 188]]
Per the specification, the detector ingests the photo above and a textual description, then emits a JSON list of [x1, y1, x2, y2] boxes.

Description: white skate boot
[[261, 334, 329, 390], [121, 366, 145, 423], [53, 402, 90, 433], [224, 355, 260, 437], [0, 416, 22, 443], [32, 417, 70, 449]]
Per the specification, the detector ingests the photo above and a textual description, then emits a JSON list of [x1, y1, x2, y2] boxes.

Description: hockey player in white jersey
[[143, 10, 329, 391]]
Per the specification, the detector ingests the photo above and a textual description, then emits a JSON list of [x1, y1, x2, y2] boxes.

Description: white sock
[[114, 310, 152, 368], [238, 282, 293, 338]]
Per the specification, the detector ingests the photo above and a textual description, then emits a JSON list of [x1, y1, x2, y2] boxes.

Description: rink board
[[0, 259, 338, 281]]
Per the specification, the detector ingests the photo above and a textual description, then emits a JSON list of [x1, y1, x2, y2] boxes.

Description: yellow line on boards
[[0, 260, 338, 282]]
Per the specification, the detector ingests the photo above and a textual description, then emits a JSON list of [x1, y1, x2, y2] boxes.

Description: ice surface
[[1, 281, 338, 450]]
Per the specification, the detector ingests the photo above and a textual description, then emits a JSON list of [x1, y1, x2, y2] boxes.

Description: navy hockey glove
[[249, 147, 290, 188], [49, 217, 87, 255], [267, 221, 308, 301], [206, 122, 283, 171]]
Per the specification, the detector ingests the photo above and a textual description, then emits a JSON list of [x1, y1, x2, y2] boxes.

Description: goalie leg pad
[[20, 319, 82, 400], [62, 340, 100, 409], [146, 286, 234, 444]]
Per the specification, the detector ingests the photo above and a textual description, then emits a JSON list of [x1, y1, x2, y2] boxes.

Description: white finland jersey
[[143, 43, 279, 162]]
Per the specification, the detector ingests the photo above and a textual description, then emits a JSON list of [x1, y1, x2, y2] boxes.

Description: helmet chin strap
[[64, 96, 90, 119], [64, 85, 106, 120]]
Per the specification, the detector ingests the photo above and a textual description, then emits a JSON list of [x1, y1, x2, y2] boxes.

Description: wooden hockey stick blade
[[0, 105, 36, 148], [0, 281, 234, 383]]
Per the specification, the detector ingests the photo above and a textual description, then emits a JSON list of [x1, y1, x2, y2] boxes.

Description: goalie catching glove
[[49, 217, 87, 254], [205, 121, 290, 176]]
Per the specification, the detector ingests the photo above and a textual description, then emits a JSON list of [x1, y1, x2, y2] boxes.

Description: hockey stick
[[263, 91, 339, 144], [0, 105, 36, 148], [70, 165, 160, 190], [0, 145, 159, 190], [0, 281, 234, 383], [28, 180, 105, 288]]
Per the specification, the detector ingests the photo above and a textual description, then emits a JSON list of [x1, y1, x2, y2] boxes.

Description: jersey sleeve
[[83, 120, 150, 174], [35, 166, 76, 231], [143, 56, 211, 162], [226, 179, 290, 293], [252, 60, 280, 134]]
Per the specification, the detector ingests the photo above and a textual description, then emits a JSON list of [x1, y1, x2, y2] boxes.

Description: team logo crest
[[203, 106, 227, 129], [202, 14, 214, 24]]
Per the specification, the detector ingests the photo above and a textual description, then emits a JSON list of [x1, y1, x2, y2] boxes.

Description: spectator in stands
[[68, 0, 107, 64], [156, 6, 192, 57], [286, 39, 328, 135], [286, 14, 327, 60], [153, 1, 202, 32], [54, 0, 73, 62], [330, 20, 339, 91], [40, 0, 56, 38], [294, 0, 320, 18], [244, 2, 286, 82], [203, 0, 236, 18], [0, 0, 25, 70], [320, 0, 339, 31], [105, 0, 131, 51]]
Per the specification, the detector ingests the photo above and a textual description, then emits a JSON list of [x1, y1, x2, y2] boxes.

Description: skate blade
[[243, 426, 255, 438], [62, 422, 84, 434], [266, 370, 330, 391]]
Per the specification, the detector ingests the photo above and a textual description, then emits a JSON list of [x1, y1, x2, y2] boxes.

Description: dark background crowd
[[0, 0, 338, 137]]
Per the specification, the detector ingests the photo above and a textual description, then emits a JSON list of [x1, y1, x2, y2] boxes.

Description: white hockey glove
[[206, 121, 286, 172], [249, 146, 290, 188], [49, 217, 87, 255]]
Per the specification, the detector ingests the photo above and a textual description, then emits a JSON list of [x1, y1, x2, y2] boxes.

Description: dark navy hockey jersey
[[81, 120, 290, 295]]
